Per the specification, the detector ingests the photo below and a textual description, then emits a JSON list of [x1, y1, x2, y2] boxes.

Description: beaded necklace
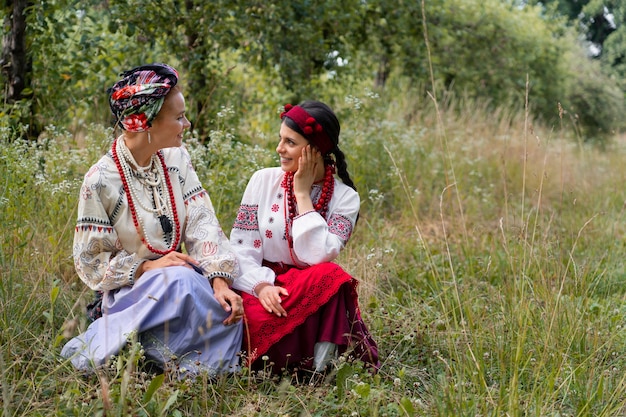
[[281, 164, 335, 251], [117, 140, 169, 225], [111, 137, 181, 255]]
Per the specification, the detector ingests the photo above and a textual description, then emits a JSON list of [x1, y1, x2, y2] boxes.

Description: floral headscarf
[[108, 63, 179, 132]]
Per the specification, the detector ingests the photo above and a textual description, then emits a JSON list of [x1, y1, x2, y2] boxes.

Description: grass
[[1, 84, 626, 416]]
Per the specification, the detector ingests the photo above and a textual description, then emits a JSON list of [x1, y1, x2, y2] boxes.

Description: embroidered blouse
[[73, 145, 237, 291], [230, 167, 359, 296]]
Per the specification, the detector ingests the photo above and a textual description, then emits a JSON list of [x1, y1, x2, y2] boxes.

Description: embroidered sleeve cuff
[[207, 271, 234, 286], [294, 210, 317, 220], [252, 281, 274, 297], [129, 260, 145, 286]]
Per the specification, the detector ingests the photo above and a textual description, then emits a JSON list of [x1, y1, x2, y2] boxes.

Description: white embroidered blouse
[[230, 167, 359, 296], [73, 145, 237, 291]]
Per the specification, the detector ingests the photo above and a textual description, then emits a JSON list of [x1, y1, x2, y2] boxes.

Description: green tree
[[524, 0, 626, 137], [428, 0, 567, 119], [102, 0, 235, 138], [528, 0, 621, 55], [3, 0, 622, 141], [1, 0, 163, 138], [103, 0, 366, 136], [593, 2, 626, 92], [231, 0, 364, 100], [526, 0, 626, 85], [351, 0, 425, 88], [358, 0, 569, 120]]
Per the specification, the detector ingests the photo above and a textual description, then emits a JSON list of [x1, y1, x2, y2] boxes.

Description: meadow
[[1, 84, 626, 416]]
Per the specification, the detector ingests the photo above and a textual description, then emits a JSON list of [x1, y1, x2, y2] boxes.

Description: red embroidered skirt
[[241, 262, 379, 373]]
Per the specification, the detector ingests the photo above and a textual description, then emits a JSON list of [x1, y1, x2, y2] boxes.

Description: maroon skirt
[[241, 261, 379, 373]]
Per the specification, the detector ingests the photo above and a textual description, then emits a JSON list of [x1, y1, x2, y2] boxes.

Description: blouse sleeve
[[73, 166, 143, 291], [229, 171, 276, 296], [291, 184, 360, 265], [177, 147, 238, 283]]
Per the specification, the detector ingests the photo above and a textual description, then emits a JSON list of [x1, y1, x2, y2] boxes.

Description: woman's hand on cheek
[[294, 145, 321, 195]]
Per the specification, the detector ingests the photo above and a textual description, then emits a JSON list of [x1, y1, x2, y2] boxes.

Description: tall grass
[[1, 83, 626, 415]]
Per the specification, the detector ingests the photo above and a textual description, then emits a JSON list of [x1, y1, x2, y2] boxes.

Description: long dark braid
[[325, 149, 356, 191]]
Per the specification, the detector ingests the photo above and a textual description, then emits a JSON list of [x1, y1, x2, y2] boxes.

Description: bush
[[561, 40, 626, 142]]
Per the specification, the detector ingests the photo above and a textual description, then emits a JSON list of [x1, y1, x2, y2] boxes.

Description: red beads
[[281, 165, 335, 248], [111, 138, 181, 255]]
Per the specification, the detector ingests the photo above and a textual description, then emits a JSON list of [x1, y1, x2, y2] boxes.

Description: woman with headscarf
[[230, 101, 379, 376], [61, 63, 243, 378]]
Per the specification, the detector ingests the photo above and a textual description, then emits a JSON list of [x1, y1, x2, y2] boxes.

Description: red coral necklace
[[111, 137, 181, 255], [281, 164, 334, 250]]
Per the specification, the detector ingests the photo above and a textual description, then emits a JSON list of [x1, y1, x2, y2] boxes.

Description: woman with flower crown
[[230, 101, 379, 375], [61, 64, 243, 378]]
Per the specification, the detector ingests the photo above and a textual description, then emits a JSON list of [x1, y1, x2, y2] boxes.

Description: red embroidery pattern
[[81, 185, 92, 200], [253, 239, 261, 248], [328, 213, 353, 243], [265, 230, 273, 239], [202, 241, 218, 256], [75, 223, 114, 234], [233, 204, 259, 231], [271, 204, 279, 212], [184, 188, 208, 205]]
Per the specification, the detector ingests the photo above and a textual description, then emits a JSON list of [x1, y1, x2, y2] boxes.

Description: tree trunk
[[1, 0, 39, 139], [2, 0, 31, 102], [375, 54, 390, 88]]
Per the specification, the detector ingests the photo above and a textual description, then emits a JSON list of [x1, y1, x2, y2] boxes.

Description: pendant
[[159, 215, 173, 234]]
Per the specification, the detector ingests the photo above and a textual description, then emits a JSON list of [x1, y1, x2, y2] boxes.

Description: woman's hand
[[256, 283, 289, 317], [212, 277, 244, 325], [136, 251, 199, 278], [293, 145, 323, 197]]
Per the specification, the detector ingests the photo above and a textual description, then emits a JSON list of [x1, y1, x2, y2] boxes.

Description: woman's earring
[[147, 131, 152, 144]]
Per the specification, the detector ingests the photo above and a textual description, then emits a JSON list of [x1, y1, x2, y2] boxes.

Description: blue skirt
[[61, 266, 243, 377]]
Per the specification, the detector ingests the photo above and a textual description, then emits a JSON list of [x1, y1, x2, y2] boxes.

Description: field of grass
[[1, 86, 626, 416]]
